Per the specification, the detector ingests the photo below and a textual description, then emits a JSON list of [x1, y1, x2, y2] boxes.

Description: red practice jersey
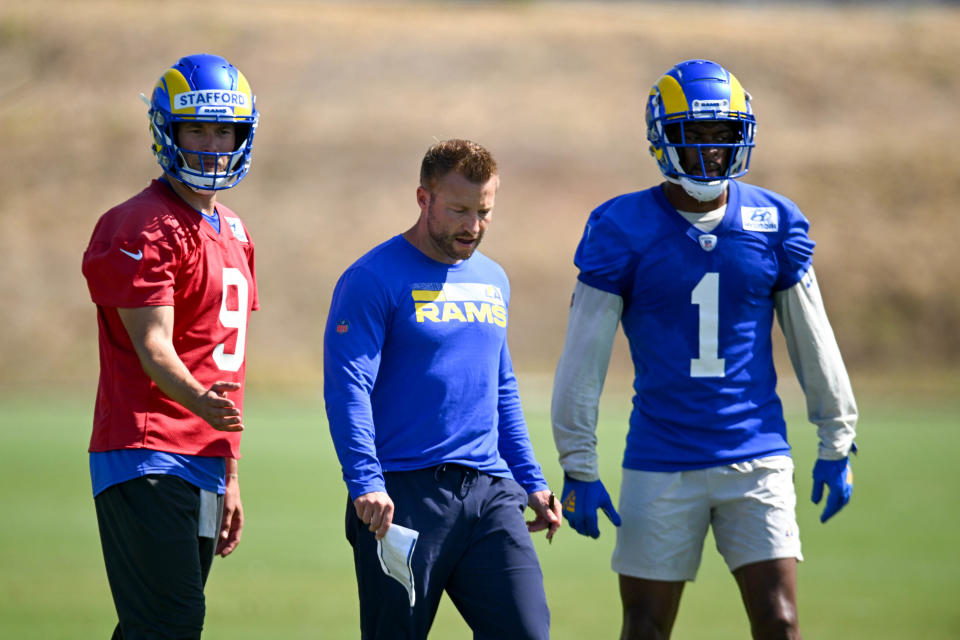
[[82, 179, 258, 458]]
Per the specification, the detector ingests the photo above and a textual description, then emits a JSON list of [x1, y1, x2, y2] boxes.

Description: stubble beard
[[427, 201, 483, 262]]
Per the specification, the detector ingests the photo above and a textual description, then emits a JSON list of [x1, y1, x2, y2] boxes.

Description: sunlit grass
[[1, 381, 957, 639]]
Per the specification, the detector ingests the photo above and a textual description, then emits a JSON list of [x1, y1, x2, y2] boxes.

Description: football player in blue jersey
[[551, 59, 858, 639], [324, 139, 561, 639]]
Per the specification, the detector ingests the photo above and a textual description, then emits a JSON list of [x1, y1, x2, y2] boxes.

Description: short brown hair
[[419, 139, 498, 190]]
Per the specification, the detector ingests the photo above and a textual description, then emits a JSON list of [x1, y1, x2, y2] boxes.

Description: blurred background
[[2, 0, 958, 390], [1, 1, 958, 638]]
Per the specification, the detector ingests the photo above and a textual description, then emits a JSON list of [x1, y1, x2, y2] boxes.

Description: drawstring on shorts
[[433, 463, 479, 499]]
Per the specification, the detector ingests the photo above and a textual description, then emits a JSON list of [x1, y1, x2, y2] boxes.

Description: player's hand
[[199, 381, 243, 432], [560, 475, 621, 539], [811, 457, 854, 523], [525, 489, 562, 543], [354, 491, 394, 541], [217, 473, 243, 557]]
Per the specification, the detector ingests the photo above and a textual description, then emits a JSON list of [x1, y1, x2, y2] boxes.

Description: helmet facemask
[[660, 117, 755, 202]]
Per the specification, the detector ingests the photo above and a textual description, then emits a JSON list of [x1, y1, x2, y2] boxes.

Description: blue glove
[[811, 457, 854, 523], [560, 475, 622, 538]]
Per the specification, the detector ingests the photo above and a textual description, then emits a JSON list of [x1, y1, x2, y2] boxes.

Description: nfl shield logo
[[698, 234, 717, 252]]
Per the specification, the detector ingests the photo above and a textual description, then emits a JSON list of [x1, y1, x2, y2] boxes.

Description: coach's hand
[[560, 476, 621, 539], [526, 489, 562, 542], [811, 457, 854, 523], [354, 491, 394, 540]]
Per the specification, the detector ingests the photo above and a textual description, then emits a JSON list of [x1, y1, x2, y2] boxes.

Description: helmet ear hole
[[233, 124, 251, 151], [663, 123, 682, 144]]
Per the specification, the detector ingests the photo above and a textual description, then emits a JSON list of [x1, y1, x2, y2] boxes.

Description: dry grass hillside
[[1, 0, 958, 389]]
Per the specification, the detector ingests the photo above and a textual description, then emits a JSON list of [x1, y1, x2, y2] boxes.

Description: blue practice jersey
[[575, 181, 814, 471], [324, 235, 548, 500]]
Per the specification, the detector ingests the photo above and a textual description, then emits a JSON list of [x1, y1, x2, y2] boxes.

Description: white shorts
[[611, 456, 803, 582]]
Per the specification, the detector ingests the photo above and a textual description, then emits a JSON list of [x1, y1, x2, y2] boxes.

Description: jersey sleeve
[[774, 269, 858, 459], [551, 281, 622, 481], [773, 204, 815, 292], [323, 264, 392, 500], [573, 202, 635, 297], [82, 212, 181, 308], [248, 248, 259, 312], [495, 340, 549, 494]]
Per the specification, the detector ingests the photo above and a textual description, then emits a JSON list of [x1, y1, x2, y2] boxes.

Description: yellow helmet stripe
[[657, 74, 689, 119], [159, 69, 192, 115], [728, 72, 748, 115], [234, 71, 253, 117]]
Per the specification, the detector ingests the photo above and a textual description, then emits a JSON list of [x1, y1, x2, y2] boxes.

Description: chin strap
[[175, 149, 244, 191], [666, 175, 728, 202]]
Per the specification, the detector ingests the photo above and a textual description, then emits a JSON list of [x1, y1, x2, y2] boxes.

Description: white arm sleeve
[[774, 268, 858, 460], [551, 281, 623, 481]]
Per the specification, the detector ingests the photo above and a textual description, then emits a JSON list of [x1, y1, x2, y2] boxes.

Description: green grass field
[[1, 380, 958, 639]]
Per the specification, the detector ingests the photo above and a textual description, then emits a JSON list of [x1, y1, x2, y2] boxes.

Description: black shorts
[[95, 474, 224, 640]]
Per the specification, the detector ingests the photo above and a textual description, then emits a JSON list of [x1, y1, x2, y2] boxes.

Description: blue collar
[[159, 176, 220, 233]]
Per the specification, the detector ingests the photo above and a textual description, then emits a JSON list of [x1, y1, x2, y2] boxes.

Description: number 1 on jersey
[[690, 272, 725, 378]]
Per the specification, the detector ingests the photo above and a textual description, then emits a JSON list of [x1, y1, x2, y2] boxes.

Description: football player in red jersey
[[82, 53, 259, 639]]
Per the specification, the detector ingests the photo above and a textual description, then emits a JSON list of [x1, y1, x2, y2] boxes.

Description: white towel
[[376, 524, 419, 607]]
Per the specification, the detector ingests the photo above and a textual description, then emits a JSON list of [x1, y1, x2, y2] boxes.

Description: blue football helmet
[[646, 59, 755, 202], [145, 54, 258, 191]]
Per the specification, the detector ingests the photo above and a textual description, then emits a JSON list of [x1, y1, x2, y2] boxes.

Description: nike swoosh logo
[[119, 248, 143, 261]]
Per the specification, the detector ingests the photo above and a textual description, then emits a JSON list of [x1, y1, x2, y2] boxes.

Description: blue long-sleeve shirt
[[324, 235, 548, 500]]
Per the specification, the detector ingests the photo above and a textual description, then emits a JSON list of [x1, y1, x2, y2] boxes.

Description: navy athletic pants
[[346, 464, 551, 639], [95, 475, 223, 640]]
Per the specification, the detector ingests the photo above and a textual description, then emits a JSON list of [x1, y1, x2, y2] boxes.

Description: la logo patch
[[224, 217, 248, 242], [741, 207, 779, 232], [698, 234, 718, 252]]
